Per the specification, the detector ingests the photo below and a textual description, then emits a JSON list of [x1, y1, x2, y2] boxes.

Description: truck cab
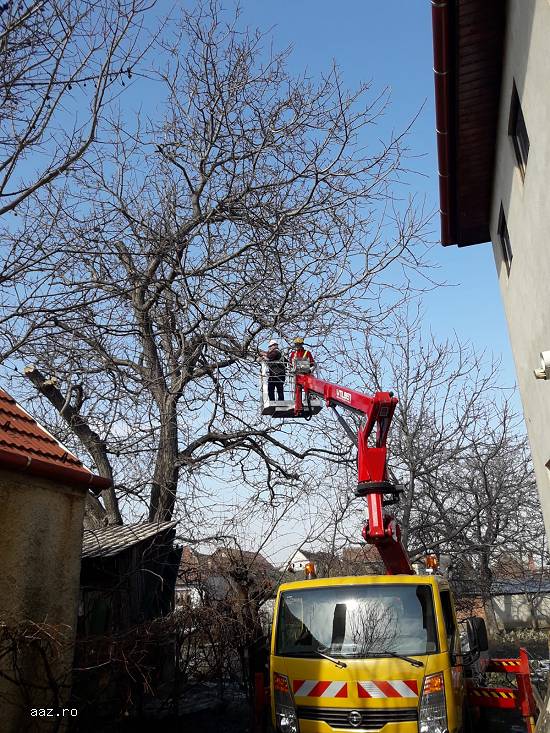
[[271, 574, 465, 733]]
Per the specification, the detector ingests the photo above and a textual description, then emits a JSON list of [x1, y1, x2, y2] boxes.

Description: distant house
[[213, 547, 276, 584], [340, 545, 384, 575], [287, 545, 382, 577], [491, 577, 550, 630], [0, 387, 110, 732], [212, 546, 273, 569], [287, 547, 334, 576], [453, 561, 550, 631], [175, 545, 213, 607], [176, 546, 278, 609]]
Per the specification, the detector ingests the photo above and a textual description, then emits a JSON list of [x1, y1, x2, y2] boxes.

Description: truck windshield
[[276, 584, 438, 658]]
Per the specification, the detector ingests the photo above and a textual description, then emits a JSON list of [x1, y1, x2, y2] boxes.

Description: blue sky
[[236, 0, 516, 386], [1, 1, 520, 559], [6, 0, 514, 385]]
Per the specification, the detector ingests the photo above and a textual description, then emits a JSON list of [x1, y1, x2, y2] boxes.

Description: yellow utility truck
[[271, 573, 468, 733], [262, 364, 538, 733]]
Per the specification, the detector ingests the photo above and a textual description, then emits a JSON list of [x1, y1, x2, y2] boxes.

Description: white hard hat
[[268, 339, 278, 346]]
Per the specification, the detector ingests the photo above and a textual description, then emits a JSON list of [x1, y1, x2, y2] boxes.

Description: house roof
[[178, 546, 213, 582], [454, 573, 550, 597], [212, 547, 273, 567], [295, 547, 333, 564], [82, 521, 177, 559], [342, 545, 380, 562], [0, 388, 111, 491], [491, 579, 550, 596], [432, 0, 507, 246]]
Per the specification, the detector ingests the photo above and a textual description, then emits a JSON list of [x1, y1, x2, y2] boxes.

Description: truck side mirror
[[468, 616, 489, 653], [459, 616, 489, 666]]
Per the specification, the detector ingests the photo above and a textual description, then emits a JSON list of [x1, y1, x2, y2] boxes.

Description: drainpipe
[[431, 0, 453, 245]]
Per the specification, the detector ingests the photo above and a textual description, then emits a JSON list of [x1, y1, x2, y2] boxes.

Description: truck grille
[[297, 705, 418, 730]]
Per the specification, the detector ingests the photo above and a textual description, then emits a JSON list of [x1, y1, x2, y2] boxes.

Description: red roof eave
[[0, 387, 111, 494], [0, 447, 112, 492], [432, 0, 455, 245], [431, 0, 506, 247]]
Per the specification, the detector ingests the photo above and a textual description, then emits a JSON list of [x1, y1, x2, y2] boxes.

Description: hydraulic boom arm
[[294, 371, 413, 575]]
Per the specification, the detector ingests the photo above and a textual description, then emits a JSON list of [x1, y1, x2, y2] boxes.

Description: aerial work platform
[[260, 362, 323, 418]]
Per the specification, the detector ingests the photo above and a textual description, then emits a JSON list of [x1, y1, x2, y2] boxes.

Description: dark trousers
[[268, 378, 284, 400]]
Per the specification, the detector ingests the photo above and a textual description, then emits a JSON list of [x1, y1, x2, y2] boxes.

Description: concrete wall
[[0, 468, 87, 731], [490, 0, 550, 536]]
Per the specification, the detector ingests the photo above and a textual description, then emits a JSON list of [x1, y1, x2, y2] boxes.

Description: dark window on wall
[[498, 204, 513, 274], [509, 82, 530, 177]]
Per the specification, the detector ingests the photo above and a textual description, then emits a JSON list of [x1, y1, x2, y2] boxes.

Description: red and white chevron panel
[[293, 680, 348, 698], [357, 680, 419, 698]]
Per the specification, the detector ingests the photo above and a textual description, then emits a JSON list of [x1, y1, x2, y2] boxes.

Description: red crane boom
[[294, 369, 413, 575]]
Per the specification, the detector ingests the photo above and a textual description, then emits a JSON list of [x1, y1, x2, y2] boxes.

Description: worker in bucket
[[263, 339, 286, 401], [289, 337, 315, 372]]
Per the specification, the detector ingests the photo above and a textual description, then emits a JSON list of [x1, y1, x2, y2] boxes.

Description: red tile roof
[[0, 388, 111, 491]]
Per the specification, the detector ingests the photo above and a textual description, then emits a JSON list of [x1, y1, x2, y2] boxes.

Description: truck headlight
[[278, 709, 299, 733], [419, 672, 448, 733], [273, 673, 299, 733]]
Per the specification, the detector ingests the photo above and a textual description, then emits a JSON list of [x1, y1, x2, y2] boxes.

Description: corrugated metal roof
[[0, 388, 110, 489], [82, 521, 177, 559]]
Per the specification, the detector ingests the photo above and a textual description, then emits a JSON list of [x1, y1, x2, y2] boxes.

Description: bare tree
[[360, 310, 503, 545], [0, 0, 156, 383], [421, 407, 543, 634], [325, 309, 546, 633], [0, 0, 154, 217], [2, 2, 429, 528]]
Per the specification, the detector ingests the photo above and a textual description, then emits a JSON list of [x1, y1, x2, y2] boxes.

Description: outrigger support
[[468, 648, 538, 733]]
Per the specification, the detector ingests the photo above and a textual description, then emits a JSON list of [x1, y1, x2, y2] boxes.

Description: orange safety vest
[[290, 348, 314, 366]]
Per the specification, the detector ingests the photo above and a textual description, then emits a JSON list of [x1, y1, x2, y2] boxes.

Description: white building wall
[[490, 0, 550, 535], [288, 550, 309, 573], [493, 593, 550, 630], [175, 585, 202, 608]]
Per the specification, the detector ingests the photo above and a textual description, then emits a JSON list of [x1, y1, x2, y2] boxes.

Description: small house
[[0, 388, 110, 731]]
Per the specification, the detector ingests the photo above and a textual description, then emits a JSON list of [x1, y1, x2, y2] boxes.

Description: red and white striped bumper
[[358, 680, 418, 698], [293, 680, 348, 698], [292, 679, 419, 699]]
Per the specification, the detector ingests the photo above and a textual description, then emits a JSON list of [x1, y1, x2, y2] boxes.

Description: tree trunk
[[479, 558, 500, 637], [149, 405, 179, 522]]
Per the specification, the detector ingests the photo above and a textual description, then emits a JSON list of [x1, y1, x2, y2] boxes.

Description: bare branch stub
[[23, 364, 121, 525]]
